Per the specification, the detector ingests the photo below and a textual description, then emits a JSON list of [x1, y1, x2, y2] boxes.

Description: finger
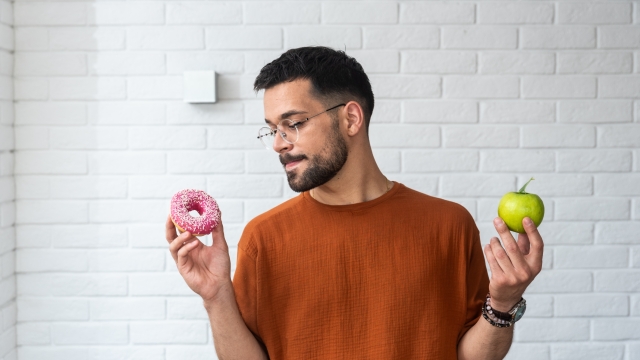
[[210, 217, 229, 251], [517, 232, 531, 255], [493, 217, 527, 269], [522, 217, 544, 271], [169, 231, 196, 263], [483, 243, 504, 277], [177, 237, 200, 267], [165, 215, 178, 243], [489, 237, 515, 273]]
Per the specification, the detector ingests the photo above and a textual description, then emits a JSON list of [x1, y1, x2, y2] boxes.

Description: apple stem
[[518, 177, 535, 194]]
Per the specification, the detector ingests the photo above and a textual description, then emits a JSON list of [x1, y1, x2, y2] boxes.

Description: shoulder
[[395, 183, 475, 224]]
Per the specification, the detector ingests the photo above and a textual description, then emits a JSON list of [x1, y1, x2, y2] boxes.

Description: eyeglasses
[[257, 103, 346, 150]]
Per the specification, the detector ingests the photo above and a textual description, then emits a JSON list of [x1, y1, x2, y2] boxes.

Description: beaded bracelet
[[481, 294, 513, 328]]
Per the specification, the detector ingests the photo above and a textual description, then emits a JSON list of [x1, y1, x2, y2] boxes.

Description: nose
[[272, 129, 292, 153]]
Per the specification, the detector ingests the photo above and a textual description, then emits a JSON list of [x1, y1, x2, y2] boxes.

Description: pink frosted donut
[[170, 189, 221, 236]]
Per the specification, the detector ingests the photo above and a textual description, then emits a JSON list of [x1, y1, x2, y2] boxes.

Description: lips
[[280, 154, 307, 169]]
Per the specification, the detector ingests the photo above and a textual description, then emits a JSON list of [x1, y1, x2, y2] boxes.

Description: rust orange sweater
[[233, 182, 490, 359]]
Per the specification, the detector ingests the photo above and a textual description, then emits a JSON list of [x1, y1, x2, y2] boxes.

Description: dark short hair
[[253, 46, 375, 131]]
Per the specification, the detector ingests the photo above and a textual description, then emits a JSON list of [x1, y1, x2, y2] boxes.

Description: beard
[[279, 118, 348, 193]]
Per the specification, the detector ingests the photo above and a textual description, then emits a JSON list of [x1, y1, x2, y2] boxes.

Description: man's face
[[263, 79, 348, 192]]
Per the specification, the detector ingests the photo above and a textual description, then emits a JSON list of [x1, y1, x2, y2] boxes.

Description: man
[[166, 46, 543, 359]]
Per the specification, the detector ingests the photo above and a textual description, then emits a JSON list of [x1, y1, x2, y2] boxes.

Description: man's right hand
[[165, 215, 233, 303]]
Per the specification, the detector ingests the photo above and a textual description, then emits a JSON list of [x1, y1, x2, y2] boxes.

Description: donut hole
[[189, 210, 202, 217]]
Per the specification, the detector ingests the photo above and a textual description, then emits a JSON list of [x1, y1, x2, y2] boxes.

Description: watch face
[[513, 304, 526, 322]]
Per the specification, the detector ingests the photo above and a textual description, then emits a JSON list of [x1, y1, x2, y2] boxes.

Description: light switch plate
[[184, 71, 217, 103]]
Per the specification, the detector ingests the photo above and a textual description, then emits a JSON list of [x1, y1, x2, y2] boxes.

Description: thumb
[[210, 217, 229, 251]]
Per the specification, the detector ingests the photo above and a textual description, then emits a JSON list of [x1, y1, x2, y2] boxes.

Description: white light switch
[[184, 71, 217, 103]]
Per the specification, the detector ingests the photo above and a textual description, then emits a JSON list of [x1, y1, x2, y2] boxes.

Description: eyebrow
[[264, 109, 309, 125]]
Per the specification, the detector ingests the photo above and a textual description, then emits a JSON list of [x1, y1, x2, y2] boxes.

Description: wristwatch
[[481, 293, 526, 328]]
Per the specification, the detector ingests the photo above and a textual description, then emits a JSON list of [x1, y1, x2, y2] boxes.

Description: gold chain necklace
[[310, 178, 392, 200]]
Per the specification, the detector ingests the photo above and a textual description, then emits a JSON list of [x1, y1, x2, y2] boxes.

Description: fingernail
[[494, 218, 503, 225], [524, 217, 533, 225]]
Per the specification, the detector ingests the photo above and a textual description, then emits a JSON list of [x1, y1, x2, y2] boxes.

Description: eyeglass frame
[[257, 103, 346, 148]]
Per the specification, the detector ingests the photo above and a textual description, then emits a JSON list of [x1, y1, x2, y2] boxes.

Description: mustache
[[279, 153, 308, 166]]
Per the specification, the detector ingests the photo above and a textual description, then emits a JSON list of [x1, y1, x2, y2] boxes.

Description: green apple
[[497, 177, 544, 234]]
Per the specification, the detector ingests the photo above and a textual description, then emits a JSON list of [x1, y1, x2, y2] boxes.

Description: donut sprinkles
[[170, 189, 221, 236]]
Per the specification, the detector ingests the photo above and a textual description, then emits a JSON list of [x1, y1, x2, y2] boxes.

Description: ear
[[344, 101, 365, 137]]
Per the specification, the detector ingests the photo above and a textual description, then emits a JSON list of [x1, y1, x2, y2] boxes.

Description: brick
[[14, 78, 48, 100], [89, 152, 165, 174], [129, 273, 193, 296], [480, 101, 555, 123], [14, 3, 86, 26], [89, 2, 164, 25], [208, 125, 266, 149], [559, 2, 632, 24], [522, 26, 596, 49], [557, 150, 632, 172], [0, 202, 15, 227], [91, 298, 165, 320], [50, 177, 127, 199], [128, 26, 204, 50], [479, 51, 554, 75], [167, 52, 243, 75], [559, 100, 632, 123], [16, 249, 87, 272], [130, 224, 170, 248], [0, 153, 13, 178], [538, 221, 594, 245], [555, 246, 628, 269], [503, 344, 549, 360], [15, 102, 86, 126], [14, 127, 48, 150], [556, 198, 629, 220], [89, 200, 166, 223], [0, 275, 15, 305], [17, 273, 127, 296], [552, 344, 625, 360], [323, 2, 397, 24], [593, 319, 640, 340], [402, 51, 475, 74], [88, 102, 165, 125], [0, 178, 13, 203], [515, 318, 590, 342], [88, 250, 164, 272], [17, 323, 49, 345], [369, 124, 440, 148], [15, 152, 86, 175], [18, 347, 164, 360], [598, 125, 640, 147], [16, 200, 88, 225], [442, 26, 517, 49], [167, 297, 207, 319], [18, 298, 88, 321], [558, 52, 632, 74], [480, 150, 555, 172], [522, 124, 595, 148], [0, 52, 11, 76], [207, 26, 281, 50], [517, 174, 592, 197], [599, 76, 640, 98], [595, 174, 640, 196], [128, 76, 183, 100], [0, 227, 15, 254], [390, 175, 438, 196], [364, 26, 438, 49], [441, 174, 514, 197], [527, 270, 593, 293], [344, 50, 399, 74], [50, 127, 127, 150], [214, 74, 258, 100], [244, 2, 320, 24], [0, 125, 13, 151], [245, 51, 288, 74], [371, 149, 400, 173], [50, 28, 125, 51], [14, 53, 86, 76], [246, 150, 283, 174], [206, 175, 283, 198], [404, 150, 478, 172], [444, 76, 519, 99], [0, 100, 13, 125], [599, 26, 640, 49], [404, 101, 477, 123], [52, 224, 128, 248], [129, 175, 206, 198], [0, 23, 13, 51], [50, 78, 126, 100], [0, 75, 12, 100], [478, 2, 553, 24], [14, 28, 47, 51], [522, 76, 596, 99], [370, 75, 440, 99], [131, 321, 207, 344], [285, 26, 362, 49], [0, 1, 13, 25], [400, 2, 474, 24], [595, 270, 640, 292], [88, 52, 165, 75], [445, 125, 519, 148], [168, 151, 244, 174], [596, 222, 640, 244], [1, 251, 15, 277], [52, 323, 128, 345], [130, 127, 205, 150]]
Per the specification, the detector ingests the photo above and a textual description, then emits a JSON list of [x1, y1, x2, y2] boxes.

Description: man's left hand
[[484, 216, 544, 312]]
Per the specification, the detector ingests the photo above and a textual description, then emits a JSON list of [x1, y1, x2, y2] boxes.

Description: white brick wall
[[8, 1, 640, 360], [0, 0, 14, 359]]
